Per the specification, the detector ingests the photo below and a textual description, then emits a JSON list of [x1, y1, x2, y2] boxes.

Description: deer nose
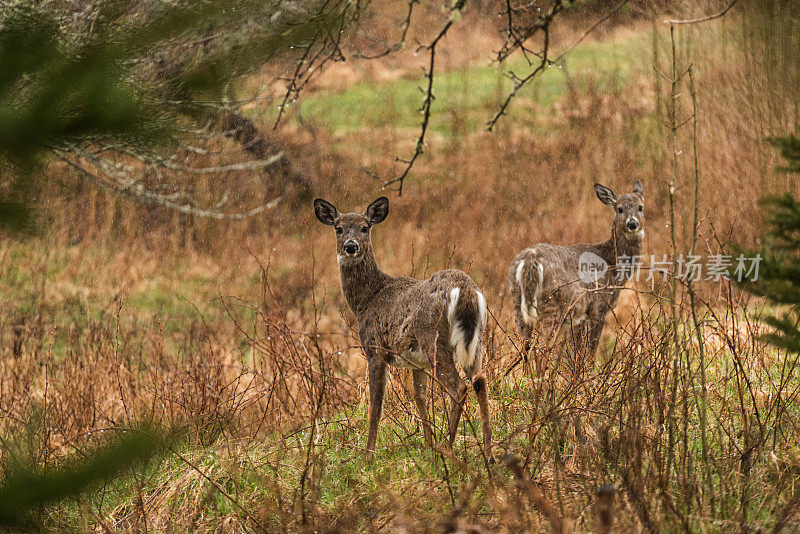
[[344, 241, 359, 255], [627, 219, 639, 231]]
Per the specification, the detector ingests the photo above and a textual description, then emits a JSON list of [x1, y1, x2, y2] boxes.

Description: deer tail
[[514, 258, 543, 325], [446, 284, 487, 372]]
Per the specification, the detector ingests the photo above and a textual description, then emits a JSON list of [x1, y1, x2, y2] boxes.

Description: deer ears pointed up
[[594, 183, 617, 206], [633, 179, 644, 197], [364, 197, 389, 226], [314, 198, 339, 226]]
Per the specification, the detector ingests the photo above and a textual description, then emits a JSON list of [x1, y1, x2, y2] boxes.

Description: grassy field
[[8, 283, 794, 531], [298, 31, 646, 136], [2, 4, 800, 532]]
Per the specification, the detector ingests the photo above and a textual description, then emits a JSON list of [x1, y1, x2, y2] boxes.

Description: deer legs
[[412, 369, 434, 447], [434, 355, 493, 458], [473, 375, 493, 458], [365, 356, 387, 462], [365, 346, 493, 461], [586, 317, 606, 359], [447, 381, 469, 446], [513, 308, 534, 354], [415, 362, 493, 457], [442, 374, 494, 458]]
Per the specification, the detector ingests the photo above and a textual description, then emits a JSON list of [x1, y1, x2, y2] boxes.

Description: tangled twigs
[[487, 0, 564, 132], [53, 148, 283, 220], [380, 0, 467, 197], [503, 453, 569, 533], [353, 0, 418, 60]]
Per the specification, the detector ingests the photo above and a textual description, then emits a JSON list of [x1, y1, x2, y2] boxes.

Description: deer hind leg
[[432, 352, 466, 448], [472, 374, 493, 458], [447, 379, 469, 447], [464, 346, 493, 459], [513, 307, 534, 354], [365, 355, 387, 462], [412, 368, 434, 447]]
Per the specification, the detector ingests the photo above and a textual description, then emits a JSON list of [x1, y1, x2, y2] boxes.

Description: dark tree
[[741, 135, 800, 352]]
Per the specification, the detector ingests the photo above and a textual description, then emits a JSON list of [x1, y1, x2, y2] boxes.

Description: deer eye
[[335, 227, 343, 235], [361, 226, 369, 234], [638, 205, 643, 212], [617, 207, 623, 214]]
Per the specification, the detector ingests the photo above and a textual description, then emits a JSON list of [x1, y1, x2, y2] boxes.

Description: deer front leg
[[412, 369, 434, 447], [587, 316, 606, 360], [365, 355, 387, 463]]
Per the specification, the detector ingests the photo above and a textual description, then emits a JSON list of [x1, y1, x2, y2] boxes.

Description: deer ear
[[594, 183, 616, 206], [314, 198, 339, 226], [633, 179, 644, 197], [364, 196, 389, 226]]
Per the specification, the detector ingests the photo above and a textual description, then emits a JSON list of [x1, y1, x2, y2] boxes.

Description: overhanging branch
[[377, 0, 467, 197], [53, 149, 283, 221]]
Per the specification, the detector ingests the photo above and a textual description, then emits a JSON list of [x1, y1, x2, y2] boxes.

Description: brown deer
[[509, 180, 645, 360], [314, 197, 492, 461]]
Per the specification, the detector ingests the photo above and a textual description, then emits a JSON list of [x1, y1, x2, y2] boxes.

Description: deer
[[508, 180, 645, 362], [314, 196, 493, 462]]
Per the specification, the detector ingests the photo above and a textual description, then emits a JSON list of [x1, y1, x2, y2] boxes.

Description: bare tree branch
[[378, 0, 467, 197], [554, 0, 631, 60], [486, 0, 632, 131], [664, 0, 739, 25], [487, 0, 565, 131], [53, 149, 283, 220], [272, 1, 363, 128], [186, 154, 285, 174], [352, 0, 418, 60]]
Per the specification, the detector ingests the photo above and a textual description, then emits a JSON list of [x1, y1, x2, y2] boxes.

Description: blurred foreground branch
[[0, 0, 359, 228], [0, 427, 168, 529]]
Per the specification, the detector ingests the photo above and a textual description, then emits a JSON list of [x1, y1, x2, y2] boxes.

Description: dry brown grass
[[2, 2, 800, 531]]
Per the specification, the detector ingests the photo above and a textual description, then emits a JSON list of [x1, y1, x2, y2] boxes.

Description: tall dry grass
[[2, 2, 800, 531], [2, 246, 798, 531]]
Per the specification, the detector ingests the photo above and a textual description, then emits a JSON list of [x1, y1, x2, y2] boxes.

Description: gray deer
[[314, 197, 492, 461], [509, 180, 645, 359]]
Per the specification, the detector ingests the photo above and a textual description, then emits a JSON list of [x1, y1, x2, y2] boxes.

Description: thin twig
[[381, 0, 467, 196], [503, 454, 569, 533], [168, 446, 267, 531], [353, 0, 418, 60], [664, 0, 739, 25]]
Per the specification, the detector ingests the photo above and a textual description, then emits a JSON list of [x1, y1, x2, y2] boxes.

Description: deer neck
[[597, 223, 643, 274], [338, 245, 390, 315]]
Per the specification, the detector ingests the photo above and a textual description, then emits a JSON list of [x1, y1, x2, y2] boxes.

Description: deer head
[[594, 180, 645, 241], [314, 197, 389, 264]]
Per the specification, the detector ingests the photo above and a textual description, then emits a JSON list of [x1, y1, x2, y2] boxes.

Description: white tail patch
[[531, 264, 543, 320], [471, 290, 487, 361], [517, 260, 541, 325], [447, 287, 460, 330], [516, 261, 529, 323], [537, 263, 544, 293], [447, 287, 486, 371]]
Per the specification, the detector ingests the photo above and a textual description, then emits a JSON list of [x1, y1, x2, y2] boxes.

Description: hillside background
[[1, 0, 799, 531]]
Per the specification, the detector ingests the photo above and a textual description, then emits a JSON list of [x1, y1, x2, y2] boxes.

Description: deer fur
[[315, 196, 492, 461], [509, 180, 645, 359]]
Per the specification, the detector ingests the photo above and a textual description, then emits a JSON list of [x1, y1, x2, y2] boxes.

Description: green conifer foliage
[[741, 135, 800, 352]]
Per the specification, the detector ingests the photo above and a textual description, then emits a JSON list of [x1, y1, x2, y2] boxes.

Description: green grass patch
[[297, 31, 648, 137]]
